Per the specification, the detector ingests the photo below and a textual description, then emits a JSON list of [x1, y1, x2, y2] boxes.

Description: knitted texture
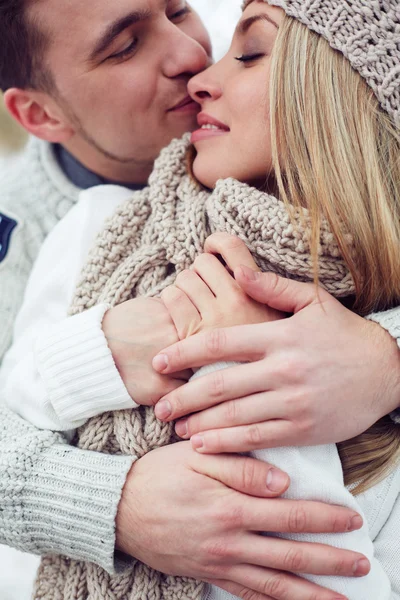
[[243, 0, 400, 129], [33, 134, 355, 600], [0, 137, 80, 361]]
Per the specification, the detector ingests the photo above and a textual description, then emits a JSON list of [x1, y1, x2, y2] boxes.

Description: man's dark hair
[[0, 0, 53, 91]]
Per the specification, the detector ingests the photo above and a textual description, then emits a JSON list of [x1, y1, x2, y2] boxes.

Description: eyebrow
[[88, 8, 152, 62], [236, 14, 279, 36]]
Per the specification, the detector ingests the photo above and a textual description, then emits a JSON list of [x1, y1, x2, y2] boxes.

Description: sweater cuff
[[27, 444, 135, 573], [0, 406, 135, 574], [367, 308, 400, 425], [35, 304, 137, 428]]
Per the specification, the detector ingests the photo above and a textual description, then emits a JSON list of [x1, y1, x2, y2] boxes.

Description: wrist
[[115, 461, 142, 557], [367, 316, 400, 415]]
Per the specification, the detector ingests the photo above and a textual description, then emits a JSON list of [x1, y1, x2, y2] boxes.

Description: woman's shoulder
[[356, 465, 400, 540]]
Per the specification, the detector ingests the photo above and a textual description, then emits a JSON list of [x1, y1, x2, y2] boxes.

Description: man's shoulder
[[0, 138, 80, 214], [0, 139, 80, 254]]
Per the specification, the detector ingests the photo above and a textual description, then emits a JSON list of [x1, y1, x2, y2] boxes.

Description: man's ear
[[3, 88, 75, 144]]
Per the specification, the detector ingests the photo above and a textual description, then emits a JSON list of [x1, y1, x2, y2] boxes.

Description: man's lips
[[191, 112, 230, 143], [168, 95, 199, 113]]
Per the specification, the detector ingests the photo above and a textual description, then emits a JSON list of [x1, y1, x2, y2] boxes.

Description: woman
[[3, 0, 400, 599]]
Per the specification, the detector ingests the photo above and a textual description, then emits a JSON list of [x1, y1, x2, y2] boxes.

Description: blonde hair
[[270, 15, 400, 494]]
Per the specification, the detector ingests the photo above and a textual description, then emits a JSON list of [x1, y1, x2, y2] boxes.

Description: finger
[[190, 421, 299, 454], [191, 452, 290, 497], [235, 268, 327, 314], [152, 323, 277, 373], [205, 232, 260, 274], [205, 580, 272, 600], [161, 286, 201, 339], [239, 497, 363, 535], [174, 269, 215, 313], [236, 534, 369, 578], [138, 374, 187, 407], [192, 252, 239, 297], [205, 565, 348, 600], [155, 361, 276, 422], [174, 393, 284, 440], [204, 578, 274, 600]]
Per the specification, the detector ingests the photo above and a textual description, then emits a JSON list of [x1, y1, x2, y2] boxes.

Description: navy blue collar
[[54, 144, 146, 191]]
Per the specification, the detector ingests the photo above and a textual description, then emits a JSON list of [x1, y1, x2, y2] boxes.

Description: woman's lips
[[191, 113, 230, 143]]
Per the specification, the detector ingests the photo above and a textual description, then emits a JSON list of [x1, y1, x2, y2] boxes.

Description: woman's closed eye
[[235, 53, 265, 64]]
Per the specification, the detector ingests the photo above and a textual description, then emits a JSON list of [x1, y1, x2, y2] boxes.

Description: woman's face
[[188, 1, 284, 189]]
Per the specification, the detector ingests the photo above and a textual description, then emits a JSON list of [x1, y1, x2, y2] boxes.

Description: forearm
[[0, 404, 135, 573], [2, 305, 136, 431]]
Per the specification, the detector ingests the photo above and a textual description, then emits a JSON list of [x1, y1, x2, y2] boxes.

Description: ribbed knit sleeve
[[367, 308, 400, 424], [0, 405, 135, 573]]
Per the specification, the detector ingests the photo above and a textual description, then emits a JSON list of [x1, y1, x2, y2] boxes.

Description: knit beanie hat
[[242, 0, 400, 129]]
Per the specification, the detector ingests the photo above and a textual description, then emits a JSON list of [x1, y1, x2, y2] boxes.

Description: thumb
[[235, 266, 323, 314]]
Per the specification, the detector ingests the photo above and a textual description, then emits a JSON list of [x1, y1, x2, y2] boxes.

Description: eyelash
[[109, 6, 190, 61], [110, 38, 139, 60], [235, 53, 264, 63]]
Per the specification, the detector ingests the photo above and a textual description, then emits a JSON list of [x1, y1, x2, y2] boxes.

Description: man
[[1, 0, 399, 598]]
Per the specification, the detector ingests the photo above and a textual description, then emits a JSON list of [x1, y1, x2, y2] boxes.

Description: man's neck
[[54, 145, 147, 191]]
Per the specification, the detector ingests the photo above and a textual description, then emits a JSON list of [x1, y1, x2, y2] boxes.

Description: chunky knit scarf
[[33, 134, 354, 600]]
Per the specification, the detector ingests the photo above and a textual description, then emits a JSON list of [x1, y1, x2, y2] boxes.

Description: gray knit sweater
[[0, 139, 135, 572]]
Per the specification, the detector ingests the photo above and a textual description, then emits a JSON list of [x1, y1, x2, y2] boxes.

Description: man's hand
[[102, 297, 191, 406], [116, 442, 368, 600], [152, 270, 400, 452]]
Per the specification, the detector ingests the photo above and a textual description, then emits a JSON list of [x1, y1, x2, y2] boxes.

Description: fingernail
[[175, 420, 188, 438], [266, 468, 289, 493], [153, 354, 168, 372], [155, 400, 172, 420], [240, 265, 260, 281], [348, 515, 363, 531], [353, 558, 370, 576], [191, 434, 204, 451]]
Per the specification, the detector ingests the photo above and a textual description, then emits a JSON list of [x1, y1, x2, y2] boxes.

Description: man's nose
[[163, 32, 211, 78]]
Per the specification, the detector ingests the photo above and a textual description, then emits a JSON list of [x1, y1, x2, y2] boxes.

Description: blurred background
[[0, 0, 241, 598]]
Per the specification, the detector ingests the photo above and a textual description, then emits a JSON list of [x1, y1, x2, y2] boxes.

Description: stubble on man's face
[[31, 0, 212, 183]]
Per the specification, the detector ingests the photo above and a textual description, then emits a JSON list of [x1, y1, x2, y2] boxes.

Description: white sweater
[[1, 185, 399, 600]]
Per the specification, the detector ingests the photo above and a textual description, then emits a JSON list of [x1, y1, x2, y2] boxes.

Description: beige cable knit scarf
[[34, 134, 355, 600]]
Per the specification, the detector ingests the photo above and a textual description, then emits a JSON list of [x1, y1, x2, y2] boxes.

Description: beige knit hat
[[243, 0, 400, 129]]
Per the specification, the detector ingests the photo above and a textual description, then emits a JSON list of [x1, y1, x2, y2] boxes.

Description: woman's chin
[[192, 159, 219, 190]]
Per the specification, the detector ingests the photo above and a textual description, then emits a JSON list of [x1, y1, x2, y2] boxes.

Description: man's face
[[31, 0, 212, 181]]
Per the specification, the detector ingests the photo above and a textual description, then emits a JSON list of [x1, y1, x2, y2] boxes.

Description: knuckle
[[203, 539, 235, 561], [225, 399, 240, 424], [288, 505, 308, 533], [244, 424, 263, 448], [283, 547, 307, 572], [264, 574, 290, 599], [205, 329, 227, 357], [208, 370, 226, 400], [194, 253, 215, 269], [175, 269, 193, 285], [333, 555, 349, 576], [240, 590, 263, 600], [240, 457, 259, 491], [331, 512, 349, 534], [166, 389, 184, 414]]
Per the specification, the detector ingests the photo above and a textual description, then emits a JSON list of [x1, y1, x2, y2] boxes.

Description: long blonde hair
[[270, 15, 400, 494]]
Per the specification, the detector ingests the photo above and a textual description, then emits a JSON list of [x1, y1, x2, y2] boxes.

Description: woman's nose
[[188, 66, 222, 104]]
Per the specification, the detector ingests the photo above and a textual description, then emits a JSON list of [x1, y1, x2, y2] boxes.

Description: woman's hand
[[161, 233, 282, 339], [153, 269, 400, 452], [102, 297, 191, 406]]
